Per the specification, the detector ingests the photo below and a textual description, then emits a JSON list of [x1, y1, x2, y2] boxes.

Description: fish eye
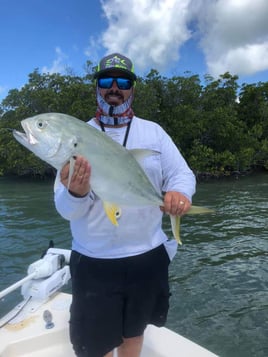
[[36, 120, 47, 129], [115, 209, 121, 218]]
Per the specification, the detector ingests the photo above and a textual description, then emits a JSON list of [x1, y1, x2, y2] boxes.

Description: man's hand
[[60, 156, 91, 197], [161, 191, 191, 216]]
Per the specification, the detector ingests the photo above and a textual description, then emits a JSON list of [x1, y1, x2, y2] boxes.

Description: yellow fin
[[103, 202, 121, 226], [170, 215, 182, 245]]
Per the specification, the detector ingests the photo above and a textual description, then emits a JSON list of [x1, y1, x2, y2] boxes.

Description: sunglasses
[[97, 77, 133, 90]]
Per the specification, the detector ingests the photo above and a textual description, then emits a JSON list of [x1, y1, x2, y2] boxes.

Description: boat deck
[[0, 292, 218, 357]]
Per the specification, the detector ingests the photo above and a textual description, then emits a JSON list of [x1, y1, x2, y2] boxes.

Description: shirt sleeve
[[160, 128, 196, 201], [54, 182, 95, 221]]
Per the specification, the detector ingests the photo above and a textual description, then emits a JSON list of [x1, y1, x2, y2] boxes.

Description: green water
[[0, 173, 267, 357]]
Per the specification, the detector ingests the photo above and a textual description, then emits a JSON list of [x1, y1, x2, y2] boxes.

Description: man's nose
[[111, 79, 119, 89]]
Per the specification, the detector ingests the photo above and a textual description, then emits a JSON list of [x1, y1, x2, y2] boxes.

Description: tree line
[[0, 62, 267, 179]]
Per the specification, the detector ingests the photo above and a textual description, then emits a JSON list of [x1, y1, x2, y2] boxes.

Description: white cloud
[[194, 0, 268, 76], [97, 0, 268, 78], [84, 36, 103, 65], [100, 0, 192, 72], [0, 85, 9, 101], [207, 43, 268, 77], [42, 47, 68, 74]]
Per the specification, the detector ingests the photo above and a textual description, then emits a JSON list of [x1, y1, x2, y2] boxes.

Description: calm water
[[0, 173, 267, 357]]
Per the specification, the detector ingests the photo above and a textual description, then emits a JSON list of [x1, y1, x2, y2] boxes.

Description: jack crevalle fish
[[13, 113, 214, 244]]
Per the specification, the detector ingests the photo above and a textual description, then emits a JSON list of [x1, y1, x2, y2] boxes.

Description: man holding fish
[[54, 53, 196, 357]]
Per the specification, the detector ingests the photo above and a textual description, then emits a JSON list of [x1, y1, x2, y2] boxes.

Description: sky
[[0, 0, 268, 101]]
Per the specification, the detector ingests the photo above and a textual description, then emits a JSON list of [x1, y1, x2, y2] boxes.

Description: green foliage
[[0, 66, 267, 178]]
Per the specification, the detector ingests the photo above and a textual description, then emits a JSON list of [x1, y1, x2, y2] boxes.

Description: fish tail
[[188, 205, 215, 214]]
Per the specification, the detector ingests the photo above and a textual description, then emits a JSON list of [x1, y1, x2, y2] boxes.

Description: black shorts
[[69, 244, 171, 357]]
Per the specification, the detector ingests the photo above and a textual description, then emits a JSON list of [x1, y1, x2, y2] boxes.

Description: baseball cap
[[94, 53, 137, 80]]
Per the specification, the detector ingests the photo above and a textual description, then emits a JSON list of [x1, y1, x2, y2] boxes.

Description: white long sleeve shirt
[[54, 116, 196, 259]]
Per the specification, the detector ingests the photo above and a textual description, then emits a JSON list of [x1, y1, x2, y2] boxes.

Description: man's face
[[98, 70, 134, 106]]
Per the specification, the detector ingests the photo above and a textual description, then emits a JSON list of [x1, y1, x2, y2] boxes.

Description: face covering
[[95, 88, 134, 125]]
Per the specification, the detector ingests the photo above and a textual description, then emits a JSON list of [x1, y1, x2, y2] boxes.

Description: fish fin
[[129, 149, 160, 165], [67, 157, 76, 189], [168, 206, 214, 245], [187, 205, 215, 214], [170, 215, 182, 245], [103, 202, 121, 226], [54, 170, 61, 192]]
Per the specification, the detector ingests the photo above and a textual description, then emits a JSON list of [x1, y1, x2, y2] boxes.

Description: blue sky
[[1, 0, 268, 102]]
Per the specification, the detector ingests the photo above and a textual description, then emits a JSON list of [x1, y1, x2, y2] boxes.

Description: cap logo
[[105, 55, 127, 70], [94, 53, 136, 80]]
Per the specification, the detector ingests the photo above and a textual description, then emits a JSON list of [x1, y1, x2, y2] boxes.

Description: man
[[54, 53, 196, 357]]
